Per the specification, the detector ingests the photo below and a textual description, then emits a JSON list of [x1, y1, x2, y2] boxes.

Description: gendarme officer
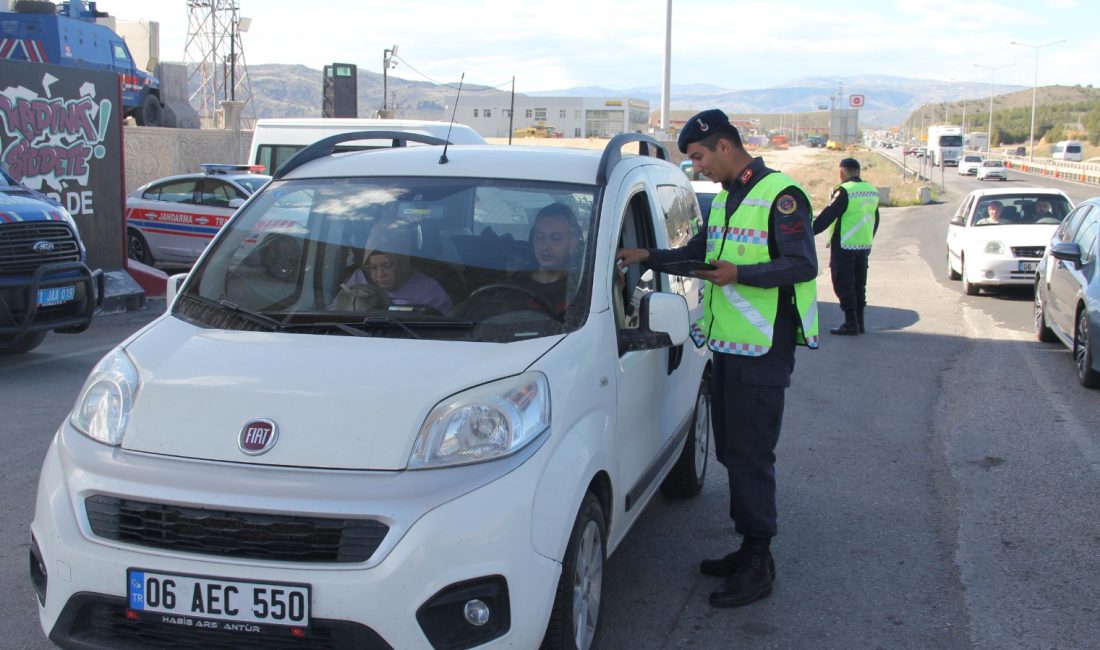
[[812, 157, 880, 334], [616, 109, 819, 608]]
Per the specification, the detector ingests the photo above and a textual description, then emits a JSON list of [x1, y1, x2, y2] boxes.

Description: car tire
[[0, 331, 48, 354], [1073, 307, 1100, 389], [542, 493, 605, 650], [660, 377, 710, 498], [947, 251, 961, 281], [136, 94, 162, 127], [1034, 284, 1057, 343], [962, 258, 981, 296], [127, 228, 155, 265]]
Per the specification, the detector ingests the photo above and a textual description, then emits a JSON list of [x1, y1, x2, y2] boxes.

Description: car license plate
[[1019, 261, 1038, 272], [37, 285, 75, 307], [128, 569, 310, 628]]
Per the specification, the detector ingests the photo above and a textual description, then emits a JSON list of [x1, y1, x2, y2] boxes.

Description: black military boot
[[699, 549, 744, 577], [830, 310, 860, 335], [857, 308, 866, 334], [708, 547, 775, 608]]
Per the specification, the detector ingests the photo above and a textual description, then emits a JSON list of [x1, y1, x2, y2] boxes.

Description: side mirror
[[228, 198, 246, 209], [619, 292, 690, 353], [165, 273, 188, 307], [950, 215, 965, 226], [1050, 241, 1082, 266]]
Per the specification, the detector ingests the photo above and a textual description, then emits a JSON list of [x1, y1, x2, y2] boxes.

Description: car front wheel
[[947, 251, 961, 281], [542, 493, 605, 650], [660, 377, 710, 498], [1074, 308, 1100, 388], [1034, 284, 1057, 343], [962, 258, 981, 295]]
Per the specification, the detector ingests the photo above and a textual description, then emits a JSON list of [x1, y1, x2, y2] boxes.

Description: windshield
[[971, 194, 1071, 226], [176, 176, 598, 342], [939, 136, 963, 147]]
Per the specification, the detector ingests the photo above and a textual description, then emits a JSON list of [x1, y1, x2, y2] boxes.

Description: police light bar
[[200, 164, 267, 174]]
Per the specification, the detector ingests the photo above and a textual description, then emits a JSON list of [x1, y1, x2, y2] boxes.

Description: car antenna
[[439, 72, 465, 165]]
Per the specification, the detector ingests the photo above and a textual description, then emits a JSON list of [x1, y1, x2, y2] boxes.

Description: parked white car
[[976, 159, 1007, 181], [957, 154, 983, 175], [947, 187, 1073, 295], [31, 132, 712, 649]]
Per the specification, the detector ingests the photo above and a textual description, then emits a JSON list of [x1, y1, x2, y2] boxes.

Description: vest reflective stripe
[[691, 172, 819, 355], [830, 181, 878, 250]]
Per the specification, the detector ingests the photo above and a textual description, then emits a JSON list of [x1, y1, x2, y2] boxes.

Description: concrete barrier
[[918, 186, 932, 204]]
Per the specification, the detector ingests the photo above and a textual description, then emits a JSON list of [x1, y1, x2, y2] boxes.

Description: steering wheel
[[465, 283, 557, 316]]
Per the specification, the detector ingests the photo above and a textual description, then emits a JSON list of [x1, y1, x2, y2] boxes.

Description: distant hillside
[[199, 65, 1028, 128], [907, 85, 1100, 145]]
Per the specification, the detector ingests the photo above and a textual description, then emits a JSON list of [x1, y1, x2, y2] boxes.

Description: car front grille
[[52, 595, 393, 650], [0, 222, 81, 275], [1012, 246, 1044, 258], [85, 496, 389, 563]]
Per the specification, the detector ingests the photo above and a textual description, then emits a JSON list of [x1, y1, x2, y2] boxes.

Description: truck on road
[[928, 123, 963, 164], [967, 131, 989, 152], [927, 124, 964, 167], [0, 0, 163, 126]]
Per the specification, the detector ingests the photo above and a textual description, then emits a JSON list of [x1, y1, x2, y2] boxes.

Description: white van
[[248, 118, 488, 174], [32, 132, 712, 649], [1052, 140, 1083, 162]]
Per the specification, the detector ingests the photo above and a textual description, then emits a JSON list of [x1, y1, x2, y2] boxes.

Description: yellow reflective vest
[[829, 180, 878, 250], [689, 172, 819, 356]]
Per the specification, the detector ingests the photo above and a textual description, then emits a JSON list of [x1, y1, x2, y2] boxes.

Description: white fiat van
[[31, 132, 712, 649]]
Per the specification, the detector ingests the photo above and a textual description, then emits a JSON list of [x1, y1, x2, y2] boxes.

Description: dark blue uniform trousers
[[709, 300, 798, 539], [829, 246, 870, 313]]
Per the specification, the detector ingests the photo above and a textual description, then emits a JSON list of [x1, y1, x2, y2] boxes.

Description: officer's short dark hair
[[697, 125, 743, 152], [839, 157, 861, 171]]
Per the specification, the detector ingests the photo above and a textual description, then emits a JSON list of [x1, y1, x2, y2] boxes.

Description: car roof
[[691, 180, 722, 195], [137, 172, 271, 190], [282, 144, 611, 186], [964, 186, 1070, 200]]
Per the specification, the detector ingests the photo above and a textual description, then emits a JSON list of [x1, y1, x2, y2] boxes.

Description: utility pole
[[382, 45, 399, 118], [1011, 39, 1066, 161], [974, 63, 1013, 150]]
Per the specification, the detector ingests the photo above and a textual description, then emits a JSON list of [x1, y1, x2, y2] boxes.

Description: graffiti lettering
[[3, 138, 91, 178], [0, 96, 99, 142]]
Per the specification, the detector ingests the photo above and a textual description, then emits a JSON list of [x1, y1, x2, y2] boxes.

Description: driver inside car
[[514, 202, 582, 316]]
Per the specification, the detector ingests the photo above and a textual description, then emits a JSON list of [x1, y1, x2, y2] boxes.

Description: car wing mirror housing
[[619, 292, 690, 353], [228, 198, 246, 209], [950, 215, 965, 226], [1050, 241, 1083, 266], [165, 272, 188, 307]]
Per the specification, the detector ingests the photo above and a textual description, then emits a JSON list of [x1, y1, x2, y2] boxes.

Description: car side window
[[156, 180, 198, 204], [957, 195, 974, 223], [1061, 205, 1093, 243], [199, 179, 242, 208], [1072, 214, 1098, 264], [614, 190, 660, 335], [141, 186, 160, 200], [656, 184, 694, 248]]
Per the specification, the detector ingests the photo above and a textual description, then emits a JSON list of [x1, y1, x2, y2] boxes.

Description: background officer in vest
[[812, 157, 879, 335], [616, 109, 818, 608]]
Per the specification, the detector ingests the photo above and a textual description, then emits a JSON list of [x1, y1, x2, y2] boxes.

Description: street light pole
[[974, 63, 1013, 151], [1010, 39, 1066, 162], [382, 45, 399, 118]]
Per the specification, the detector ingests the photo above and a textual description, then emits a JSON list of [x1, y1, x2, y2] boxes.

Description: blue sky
[[101, 0, 1099, 93]]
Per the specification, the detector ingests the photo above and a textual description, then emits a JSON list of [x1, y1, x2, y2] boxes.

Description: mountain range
[[232, 65, 1027, 128]]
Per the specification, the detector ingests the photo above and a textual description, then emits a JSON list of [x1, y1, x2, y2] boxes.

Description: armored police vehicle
[[0, 0, 163, 125]]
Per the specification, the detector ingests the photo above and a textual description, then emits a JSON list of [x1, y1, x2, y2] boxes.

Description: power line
[[390, 54, 512, 92]]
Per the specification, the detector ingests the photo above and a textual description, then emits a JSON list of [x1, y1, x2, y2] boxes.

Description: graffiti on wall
[[0, 72, 113, 217]]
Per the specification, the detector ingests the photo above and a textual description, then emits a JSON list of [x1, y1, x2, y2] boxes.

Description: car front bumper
[[965, 254, 1039, 286], [32, 425, 560, 649]]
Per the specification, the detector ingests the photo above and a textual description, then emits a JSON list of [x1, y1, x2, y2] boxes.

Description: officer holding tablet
[[616, 108, 818, 609]]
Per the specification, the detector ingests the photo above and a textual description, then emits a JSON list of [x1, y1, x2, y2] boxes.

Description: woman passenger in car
[[334, 227, 453, 313]]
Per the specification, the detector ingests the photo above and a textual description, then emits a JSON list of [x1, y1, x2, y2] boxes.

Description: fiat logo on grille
[[238, 419, 278, 455], [33, 241, 56, 253]]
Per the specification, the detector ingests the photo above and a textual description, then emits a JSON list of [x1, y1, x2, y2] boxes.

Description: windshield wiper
[[217, 299, 284, 331], [285, 317, 476, 339]]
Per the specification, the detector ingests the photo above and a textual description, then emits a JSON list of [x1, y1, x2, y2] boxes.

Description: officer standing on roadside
[[616, 109, 818, 608], [812, 158, 879, 335]]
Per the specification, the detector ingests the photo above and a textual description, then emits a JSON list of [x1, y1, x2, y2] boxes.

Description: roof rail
[[596, 133, 669, 184], [272, 131, 449, 180]]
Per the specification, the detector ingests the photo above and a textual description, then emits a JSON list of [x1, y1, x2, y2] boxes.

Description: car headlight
[[984, 240, 1005, 255], [69, 349, 139, 446], [409, 372, 549, 469]]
